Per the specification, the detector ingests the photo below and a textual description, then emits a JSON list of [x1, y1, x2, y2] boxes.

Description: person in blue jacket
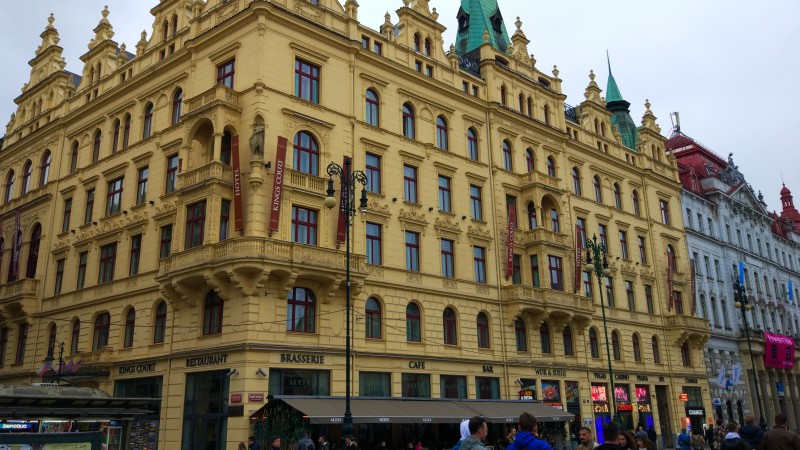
[[677, 429, 691, 450], [505, 412, 553, 450]]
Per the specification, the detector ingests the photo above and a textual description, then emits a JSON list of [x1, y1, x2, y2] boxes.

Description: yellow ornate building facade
[[0, 0, 711, 448]]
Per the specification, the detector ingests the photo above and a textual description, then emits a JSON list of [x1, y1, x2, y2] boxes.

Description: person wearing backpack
[[690, 428, 706, 450], [296, 434, 314, 450], [720, 422, 751, 450], [505, 412, 553, 450], [678, 429, 692, 450]]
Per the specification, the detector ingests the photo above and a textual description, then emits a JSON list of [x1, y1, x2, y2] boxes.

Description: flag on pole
[[738, 261, 745, 285], [789, 280, 794, 302], [36, 361, 53, 377]]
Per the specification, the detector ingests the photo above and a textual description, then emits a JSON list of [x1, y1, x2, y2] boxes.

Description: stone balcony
[[185, 85, 241, 115], [666, 314, 710, 348], [284, 168, 327, 194], [177, 160, 233, 190], [502, 285, 594, 331], [0, 278, 40, 319], [516, 228, 570, 250], [519, 171, 561, 192]]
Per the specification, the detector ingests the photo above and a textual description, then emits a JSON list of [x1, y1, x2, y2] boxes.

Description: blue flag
[[789, 280, 794, 302], [738, 261, 745, 285]]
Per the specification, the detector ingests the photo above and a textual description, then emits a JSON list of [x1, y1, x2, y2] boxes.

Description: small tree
[[253, 401, 312, 448]]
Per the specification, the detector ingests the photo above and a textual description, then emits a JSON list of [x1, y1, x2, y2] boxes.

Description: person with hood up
[[678, 429, 692, 450], [737, 416, 763, 449], [721, 422, 752, 450], [505, 413, 553, 450], [461, 416, 490, 450], [452, 419, 472, 450]]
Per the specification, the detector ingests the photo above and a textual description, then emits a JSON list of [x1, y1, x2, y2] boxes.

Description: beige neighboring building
[[0, 0, 711, 448]]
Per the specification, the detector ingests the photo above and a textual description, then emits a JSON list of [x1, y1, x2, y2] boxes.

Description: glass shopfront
[[441, 375, 468, 399], [114, 376, 162, 450], [360, 372, 391, 397], [401, 373, 431, 398], [476, 377, 500, 399], [269, 368, 330, 395], [565, 381, 581, 447], [635, 385, 654, 431], [181, 370, 229, 450], [614, 384, 633, 431], [591, 383, 611, 442]]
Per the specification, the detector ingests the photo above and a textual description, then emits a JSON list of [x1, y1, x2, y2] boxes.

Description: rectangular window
[[686, 208, 693, 229], [217, 59, 235, 89], [599, 224, 608, 248], [726, 224, 732, 243], [136, 166, 148, 205], [674, 291, 684, 315], [294, 58, 320, 103], [715, 260, 721, 279], [660, 199, 670, 225], [105, 177, 124, 216], [512, 254, 522, 284], [693, 252, 701, 275], [425, 65, 433, 77], [704, 256, 711, 277], [159, 225, 173, 258], [98, 242, 117, 284], [403, 165, 418, 203], [366, 222, 382, 265], [76, 251, 88, 289], [291, 206, 318, 245], [576, 218, 587, 247], [84, 189, 95, 224], [405, 231, 420, 272], [638, 236, 647, 264], [473, 246, 487, 283], [268, 368, 330, 396], [605, 277, 615, 307], [438, 175, 452, 212], [54, 259, 65, 295], [530, 255, 540, 288], [583, 272, 593, 298], [373, 42, 383, 55], [707, 218, 714, 238], [129, 234, 142, 276], [361, 36, 369, 49], [469, 185, 482, 220], [401, 373, 431, 398], [441, 239, 454, 278], [62, 198, 72, 234], [185, 201, 207, 249], [365, 153, 381, 193], [619, 231, 629, 259], [697, 213, 703, 232], [360, 372, 391, 397], [415, 60, 422, 73], [625, 280, 635, 310], [0, 327, 7, 367], [166, 154, 179, 193], [440, 375, 467, 399], [548, 255, 563, 290], [475, 377, 500, 399], [645, 285, 654, 314], [219, 200, 230, 241], [15, 324, 28, 364]]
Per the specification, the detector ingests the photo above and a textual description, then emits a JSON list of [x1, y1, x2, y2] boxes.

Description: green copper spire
[[455, 0, 511, 54], [605, 52, 638, 150]]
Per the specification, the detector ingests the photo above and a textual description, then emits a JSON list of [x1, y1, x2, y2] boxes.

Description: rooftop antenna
[[670, 112, 681, 133], [606, 50, 612, 74]]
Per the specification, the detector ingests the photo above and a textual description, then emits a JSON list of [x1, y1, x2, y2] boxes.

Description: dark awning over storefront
[[0, 385, 157, 420], [253, 397, 573, 424]]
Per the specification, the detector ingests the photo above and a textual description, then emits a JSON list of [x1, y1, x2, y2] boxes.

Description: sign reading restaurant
[[186, 354, 228, 367]]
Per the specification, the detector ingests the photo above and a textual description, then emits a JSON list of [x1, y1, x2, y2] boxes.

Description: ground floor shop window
[[440, 375, 467, 399], [269, 369, 330, 396], [360, 372, 391, 397], [401, 373, 430, 398], [476, 377, 500, 399], [115, 376, 163, 450], [182, 370, 228, 450]]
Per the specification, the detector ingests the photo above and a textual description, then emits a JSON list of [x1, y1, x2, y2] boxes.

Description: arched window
[[424, 38, 431, 56], [365, 89, 379, 126], [25, 223, 41, 278], [500, 85, 507, 106], [525, 149, 534, 173], [477, 312, 490, 348], [589, 327, 599, 358], [550, 209, 560, 233], [563, 326, 573, 355], [21, 161, 32, 194], [171, 14, 178, 36], [526, 97, 533, 117], [666, 244, 677, 271], [293, 131, 320, 176], [92, 130, 102, 162], [652, 335, 661, 364], [122, 114, 131, 148], [443, 307, 457, 345], [633, 333, 641, 361], [47, 324, 57, 359], [594, 119, 599, 133], [112, 119, 120, 153], [612, 330, 621, 360], [467, 128, 478, 160], [514, 317, 527, 351], [70, 142, 79, 173], [203, 291, 224, 335], [613, 183, 622, 210], [143, 103, 154, 138], [543, 104, 550, 124], [546, 156, 556, 177], [540, 322, 551, 353], [710, 297, 720, 325], [39, 151, 51, 186], [436, 116, 448, 150], [632, 190, 641, 217], [600, 122, 606, 137], [287, 287, 315, 333], [518, 94, 524, 113], [700, 294, 708, 321], [6, 230, 20, 282], [162, 20, 169, 41], [413, 33, 421, 52], [402, 103, 416, 139], [527, 202, 537, 229], [154, 301, 167, 343], [406, 302, 421, 342], [721, 300, 730, 328], [70, 319, 80, 354], [172, 89, 183, 125], [681, 342, 691, 366], [572, 168, 581, 195], [124, 308, 136, 348], [4, 170, 14, 203], [92, 312, 110, 351], [365, 297, 382, 339], [593, 176, 602, 203], [502, 140, 513, 171]]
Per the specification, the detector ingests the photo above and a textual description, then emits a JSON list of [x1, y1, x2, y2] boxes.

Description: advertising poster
[[591, 384, 607, 402]]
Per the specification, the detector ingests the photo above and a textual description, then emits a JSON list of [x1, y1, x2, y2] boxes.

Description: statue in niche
[[249, 125, 265, 158]]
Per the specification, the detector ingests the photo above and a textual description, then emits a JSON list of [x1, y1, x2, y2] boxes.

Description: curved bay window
[[293, 131, 319, 176], [365, 297, 381, 339], [527, 202, 537, 229], [546, 156, 556, 177], [443, 307, 457, 345], [92, 312, 110, 351], [406, 302, 421, 342], [220, 131, 233, 165], [203, 291, 224, 335], [287, 287, 315, 333], [477, 312, 490, 348], [525, 149, 534, 173]]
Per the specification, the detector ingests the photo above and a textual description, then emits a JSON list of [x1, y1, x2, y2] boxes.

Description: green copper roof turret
[[605, 53, 638, 150], [455, 0, 511, 54], [605, 55, 624, 103]]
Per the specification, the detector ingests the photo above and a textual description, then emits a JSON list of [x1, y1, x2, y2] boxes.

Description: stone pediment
[[399, 208, 428, 232]]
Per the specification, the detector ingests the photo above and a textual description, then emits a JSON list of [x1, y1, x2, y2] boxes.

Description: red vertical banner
[[268, 137, 288, 233], [506, 203, 516, 278], [574, 224, 583, 293], [336, 156, 351, 245], [667, 256, 675, 311], [690, 258, 697, 315], [231, 136, 244, 233]]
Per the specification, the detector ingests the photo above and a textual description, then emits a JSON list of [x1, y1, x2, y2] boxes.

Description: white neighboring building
[[668, 130, 800, 429]]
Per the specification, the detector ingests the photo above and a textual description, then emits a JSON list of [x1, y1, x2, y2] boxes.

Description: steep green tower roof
[[605, 54, 638, 150], [455, 0, 511, 54]]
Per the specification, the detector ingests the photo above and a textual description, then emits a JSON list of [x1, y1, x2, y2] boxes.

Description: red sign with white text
[[232, 136, 244, 232], [268, 137, 288, 233], [506, 203, 515, 277]]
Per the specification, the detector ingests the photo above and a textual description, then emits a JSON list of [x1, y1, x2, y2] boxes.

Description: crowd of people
[[678, 414, 800, 450]]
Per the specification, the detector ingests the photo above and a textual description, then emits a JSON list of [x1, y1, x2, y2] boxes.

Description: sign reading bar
[[268, 137, 288, 233], [232, 135, 244, 232], [186, 354, 228, 367]]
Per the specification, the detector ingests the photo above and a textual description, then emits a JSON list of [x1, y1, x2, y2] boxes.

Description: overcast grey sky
[[1, 1, 798, 212]]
